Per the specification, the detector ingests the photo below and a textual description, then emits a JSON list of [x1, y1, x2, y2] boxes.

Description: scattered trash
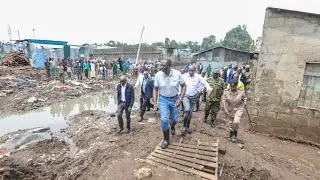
[[27, 96, 37, 103], [134, 167, 152, 180], [147, 118, 155, 123], [237, 143, 244, 149]]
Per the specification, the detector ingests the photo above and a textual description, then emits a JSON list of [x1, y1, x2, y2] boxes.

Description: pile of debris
[[2, 52, 30, 66]]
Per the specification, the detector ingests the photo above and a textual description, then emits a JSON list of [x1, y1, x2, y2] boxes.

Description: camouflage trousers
[[204, 100, 220, 122]]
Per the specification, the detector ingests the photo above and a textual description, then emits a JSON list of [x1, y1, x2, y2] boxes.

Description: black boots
[[230, 130, 237, 143], [186, 119, 192, 134], [160, 130, 170, 149], [171, 125, 176, 135]]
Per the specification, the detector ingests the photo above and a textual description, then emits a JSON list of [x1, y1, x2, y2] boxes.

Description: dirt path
[[1, 107, 319, 180]]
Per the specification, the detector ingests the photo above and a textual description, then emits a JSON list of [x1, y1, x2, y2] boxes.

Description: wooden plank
[[215, 139, 219, 177], [147, 155, 217, 180], [154, 149, 218, 169], [197, 141, 219, 147], [145, 158, 179, 173], [170, 142, 218, 151], [157, 147, 218, 162], [168, 145, 217, 157], [150, 152, 215, 174]]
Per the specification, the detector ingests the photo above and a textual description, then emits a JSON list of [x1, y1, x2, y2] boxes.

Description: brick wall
[[252, 8, 320, 145]]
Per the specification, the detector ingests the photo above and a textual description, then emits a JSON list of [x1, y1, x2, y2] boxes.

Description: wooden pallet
[[146, 140, 219, 180]]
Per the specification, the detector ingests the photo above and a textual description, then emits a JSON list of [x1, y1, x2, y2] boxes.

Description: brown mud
[[1, 107, 320, 180]]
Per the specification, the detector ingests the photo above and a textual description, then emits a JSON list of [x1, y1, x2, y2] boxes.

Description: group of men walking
[[115, 59, 251, 149]]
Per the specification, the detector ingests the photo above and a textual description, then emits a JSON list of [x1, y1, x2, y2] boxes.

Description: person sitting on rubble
[[222, 79, 247, 143]]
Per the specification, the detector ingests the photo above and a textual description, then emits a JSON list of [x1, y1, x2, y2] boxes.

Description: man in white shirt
[[181, 65, 212, 135]]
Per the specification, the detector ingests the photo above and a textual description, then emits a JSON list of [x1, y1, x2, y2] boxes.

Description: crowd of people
[[115, 59, 253, 149], [43, 57, 161, 84]]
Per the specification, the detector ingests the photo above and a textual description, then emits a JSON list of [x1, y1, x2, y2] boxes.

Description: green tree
[[152, 42, 165, 47], [170, 40, 178, 48], [200, 35, 218, 51], [186, 41, 200, 53], [106, 40, 116, 47], [222, 25, 254, 51], [164, 38, 171, 48]]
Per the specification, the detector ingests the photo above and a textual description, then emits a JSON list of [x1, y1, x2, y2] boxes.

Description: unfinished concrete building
[[252, 7, 320, 145]]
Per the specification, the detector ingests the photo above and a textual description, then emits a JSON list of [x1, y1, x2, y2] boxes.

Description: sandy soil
[[1, 106, 320, 180]]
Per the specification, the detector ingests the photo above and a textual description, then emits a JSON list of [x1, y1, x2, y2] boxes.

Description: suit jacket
[[117, 83, 134, 108], [141, 78, 154, 99]]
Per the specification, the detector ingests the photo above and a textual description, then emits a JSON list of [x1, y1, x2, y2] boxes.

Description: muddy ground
[[0, 66, 119, 116], [1, 106, 320, 180]]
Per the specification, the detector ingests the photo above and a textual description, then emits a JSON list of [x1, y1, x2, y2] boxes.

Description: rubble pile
[[2, 52, 30, 66]]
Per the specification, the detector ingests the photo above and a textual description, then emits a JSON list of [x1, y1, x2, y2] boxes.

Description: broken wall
[[252, 8, 320, 145]]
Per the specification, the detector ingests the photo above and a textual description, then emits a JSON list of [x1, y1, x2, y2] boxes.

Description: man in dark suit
[[139, 71, 154, 122], [117, 75, 135, 134]]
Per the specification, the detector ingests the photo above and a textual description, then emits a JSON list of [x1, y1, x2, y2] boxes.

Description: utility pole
[[17, 30, 21, 40], [135, 26, 145, 64], [7, 25, 12, 41], [32, 28, 36, 39]]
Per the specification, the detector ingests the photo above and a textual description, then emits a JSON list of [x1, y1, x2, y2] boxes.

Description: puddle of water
[[0, 91, 140, 136]]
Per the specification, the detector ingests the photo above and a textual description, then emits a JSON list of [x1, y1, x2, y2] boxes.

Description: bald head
[[188, 65, 196, 77], [119, 75, 127, 85], [189, 65, 196, 71]]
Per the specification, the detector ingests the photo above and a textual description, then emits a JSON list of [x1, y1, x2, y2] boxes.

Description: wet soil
[[1, 107, 320, 180]]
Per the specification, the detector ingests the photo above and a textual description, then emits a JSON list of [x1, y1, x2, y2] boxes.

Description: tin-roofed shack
[[193, 46, 257, 71]]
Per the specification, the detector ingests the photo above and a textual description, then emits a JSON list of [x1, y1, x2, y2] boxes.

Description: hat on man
[[229, 79, 239, 86], [213, 69, 220, 74]]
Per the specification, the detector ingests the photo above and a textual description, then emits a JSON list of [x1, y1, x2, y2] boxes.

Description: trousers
[[182, 94, 198, 127], [117, 102, 131, 130], [158, 95, 179, 131], [204, 100, 220, 121]]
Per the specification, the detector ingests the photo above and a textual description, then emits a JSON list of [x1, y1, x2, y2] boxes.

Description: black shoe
[[171, 126, 176, 135], [117, 129, 123, 134], [124, 129, 131, 134], [186, 127, 192, 134], [160, 130, 170, 149], [181, 127, 187, 136], [138, 117, 143, 122], [160, 140, 169, 149], [210, 120, 215, 128]]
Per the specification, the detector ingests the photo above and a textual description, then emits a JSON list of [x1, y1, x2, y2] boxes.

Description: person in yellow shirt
[[226, 73, 245, 90]]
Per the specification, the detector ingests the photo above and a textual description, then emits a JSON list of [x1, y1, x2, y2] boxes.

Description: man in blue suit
[[117, 75, 135, 134], [139, 71, 154, 122]]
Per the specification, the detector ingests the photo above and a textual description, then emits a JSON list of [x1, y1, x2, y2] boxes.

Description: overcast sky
[[1, 0, 320, 45]]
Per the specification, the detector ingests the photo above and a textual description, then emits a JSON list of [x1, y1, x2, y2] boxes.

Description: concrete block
[[259, 111, 277, 119], [270, 119, 294, 129], [273, 127, 295, 137], [276, 113, 291, 120], [253, 116, 275, 134], [307, 118, 320, 128], [274, 106, 291, 114], [295, 126, 320, 144], [292, 108, 314, 117]]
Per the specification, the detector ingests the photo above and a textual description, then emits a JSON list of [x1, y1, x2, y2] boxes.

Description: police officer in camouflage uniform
[[204, 69, 225, 127]]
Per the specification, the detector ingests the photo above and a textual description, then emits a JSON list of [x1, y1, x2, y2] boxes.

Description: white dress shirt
[[182, 73, 212, 97], [121, 83, 126, 102], [135, 73, 144, 88]]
